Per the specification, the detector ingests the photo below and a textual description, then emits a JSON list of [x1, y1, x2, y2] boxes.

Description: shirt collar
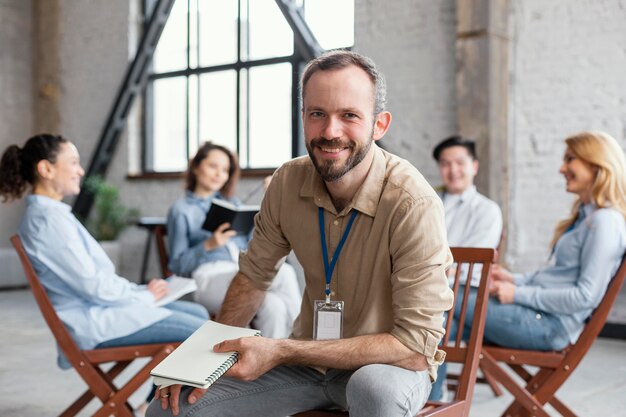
[[443, 185, 477, 203], [299, 144, 386, 218], [579, 202, 597, 219], [26, 194, 72, 212], [185, 190, 220, 210]]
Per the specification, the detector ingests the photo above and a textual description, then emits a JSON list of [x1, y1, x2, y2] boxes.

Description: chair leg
[[549, 395, 577, 417], [479, 351, 551, 417], [92, 347, 173, 417], [509, 364, 532, 381], [60, 361, 132, 416], [59, 389, 95, 417], [500, 368, 553, 417], [480, 365, 503, 397]]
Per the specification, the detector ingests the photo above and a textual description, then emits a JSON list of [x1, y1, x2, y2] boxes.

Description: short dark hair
[[300, 50, 387, 115], [432, 135, 477, 162], [185, 141, 240, 198]]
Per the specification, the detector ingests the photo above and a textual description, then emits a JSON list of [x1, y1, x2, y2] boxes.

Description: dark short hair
[[432, 135, 477, 162], [300, 50, 387, 115], [185, 141, 240, 198]]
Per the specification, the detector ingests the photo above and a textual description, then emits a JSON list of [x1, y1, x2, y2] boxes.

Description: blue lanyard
[[318, 207, 358, 303]]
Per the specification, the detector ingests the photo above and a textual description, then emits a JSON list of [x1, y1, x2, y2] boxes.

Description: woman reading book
[[0, 134, 209, 413], [167, 141, 301, 338]]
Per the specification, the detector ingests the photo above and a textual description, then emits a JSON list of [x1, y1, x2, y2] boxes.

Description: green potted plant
[[84, 176, 140, 241]]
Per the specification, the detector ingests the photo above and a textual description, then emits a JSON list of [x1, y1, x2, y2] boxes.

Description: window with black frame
[[143, 0, 354, 173]]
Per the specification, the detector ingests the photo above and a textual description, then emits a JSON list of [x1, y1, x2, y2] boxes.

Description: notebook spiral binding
[[205, 352, 239, 386]]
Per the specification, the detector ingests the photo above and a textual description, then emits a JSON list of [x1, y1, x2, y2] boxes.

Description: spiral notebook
[[150, 320, 261, 389]]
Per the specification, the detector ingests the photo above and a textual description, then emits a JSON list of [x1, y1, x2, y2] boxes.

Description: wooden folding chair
[[11, 234, 179, 417], [295, 247, 496, 417], [479, 254, 626, 417], [154, 224, 172, 279]]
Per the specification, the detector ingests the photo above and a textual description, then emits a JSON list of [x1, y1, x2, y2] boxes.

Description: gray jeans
[[146, 364, 431, 417]]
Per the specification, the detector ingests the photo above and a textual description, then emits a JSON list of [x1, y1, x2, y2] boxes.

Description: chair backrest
[[154, 224, 172, 278], [442, 248, 496, 407], [10, 234, 87, 367], [558, 253, 626, 367]]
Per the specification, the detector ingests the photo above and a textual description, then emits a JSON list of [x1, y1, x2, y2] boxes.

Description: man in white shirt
[[433, 136, 503, 285]]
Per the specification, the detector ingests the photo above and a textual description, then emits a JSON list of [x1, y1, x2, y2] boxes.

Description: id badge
[[313, 300, 344, 340]]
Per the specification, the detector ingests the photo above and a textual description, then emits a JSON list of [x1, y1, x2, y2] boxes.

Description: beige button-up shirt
[[239, 145, 454, 380]]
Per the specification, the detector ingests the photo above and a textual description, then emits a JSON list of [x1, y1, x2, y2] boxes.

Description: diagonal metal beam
[[73, 0, 176, 220], [274, 0, 323, 62]]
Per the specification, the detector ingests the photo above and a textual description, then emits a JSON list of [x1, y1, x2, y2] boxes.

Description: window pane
[[199, 71, 237, 153], [198, 0, 238, 66], [247, 63, 292, 168], [242, 0, 293, 61], [152, 77, 188, 171], [153, 0, 188, 73], [304, 0, 354, 49]]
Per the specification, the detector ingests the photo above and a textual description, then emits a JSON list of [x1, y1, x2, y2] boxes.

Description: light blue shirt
[[167, 191, 248, 276], [513, 204, 626, 343], [18, 195, 171, 356]]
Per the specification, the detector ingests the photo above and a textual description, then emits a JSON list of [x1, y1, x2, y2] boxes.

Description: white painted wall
[[354, 0, 458, 184], [0, 0, 32, 254], [506, 0, 626, 270]]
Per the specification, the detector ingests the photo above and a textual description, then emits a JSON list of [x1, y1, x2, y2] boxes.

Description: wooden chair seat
[[11, 234, 179, 417], [296, 247, 496, 417]]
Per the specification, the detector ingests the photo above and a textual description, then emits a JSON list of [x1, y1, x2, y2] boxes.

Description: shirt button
[[333, 220, 339, 226], [536, 313, 542, 320]]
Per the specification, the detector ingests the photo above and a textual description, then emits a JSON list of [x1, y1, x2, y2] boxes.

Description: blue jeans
[[429, 286, 570, 401], [146, 364, 431, 417], [96, 300, 208, 401], [96, 301, 208, 348]]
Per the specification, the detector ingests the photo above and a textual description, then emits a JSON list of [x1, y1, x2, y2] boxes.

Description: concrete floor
[[1, 288, 625, 417]]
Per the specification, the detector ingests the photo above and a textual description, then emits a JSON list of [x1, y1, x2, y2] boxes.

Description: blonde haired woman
[[431, 131, 626, 400]]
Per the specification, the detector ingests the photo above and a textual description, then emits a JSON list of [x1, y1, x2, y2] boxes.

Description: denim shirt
[[513, 203, 626, 343], [166, 191, 248, 276], [18, 195, 171, 360]]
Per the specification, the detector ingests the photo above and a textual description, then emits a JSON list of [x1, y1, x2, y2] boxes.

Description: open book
[[154, 276, 198, 308], [151, 320, 261, 389], [202, 199, 259, 235]]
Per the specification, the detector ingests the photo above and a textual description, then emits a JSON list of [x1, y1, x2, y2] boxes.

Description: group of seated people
[[0, 134, 304, 413], [0, 50, 625, 417], [428, 133, 626, 400]]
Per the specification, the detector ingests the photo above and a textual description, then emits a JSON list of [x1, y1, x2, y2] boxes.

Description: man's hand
[[147, 278, 169, 301], [214, 336, 282, 381], [153, 383, 207, 416], [152, 337, 281, 415]]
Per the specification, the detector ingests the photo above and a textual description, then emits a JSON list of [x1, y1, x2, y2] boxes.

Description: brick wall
[[1, 0, 625, 283], [0, 0, 32, 252], [507, 0, 626, 270], [354, 0, 458, 183]]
